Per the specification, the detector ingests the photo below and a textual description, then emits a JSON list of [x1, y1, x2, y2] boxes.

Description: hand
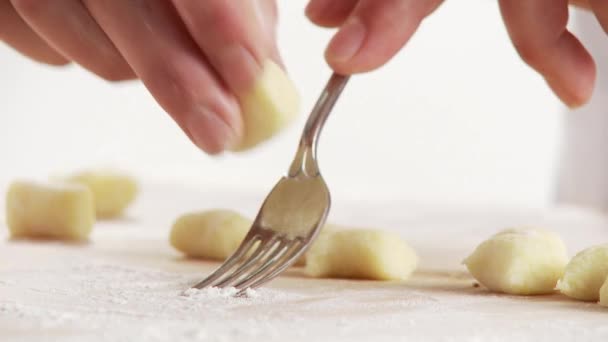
[[498, 0, 598, 108], [306, 0, 602, 108], [306, 0, 443, 74], [0, 0, 280, 154]]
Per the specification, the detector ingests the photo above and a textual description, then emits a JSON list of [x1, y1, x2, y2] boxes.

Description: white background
[[0, 1, 596, 209]]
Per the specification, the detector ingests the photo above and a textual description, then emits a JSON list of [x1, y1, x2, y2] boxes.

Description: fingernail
[[219, 45, 263, 93], [565, 96, 587, 109], [326, 18, 366, 63], [186, 107, 238, 154], [546, 77, 591, 109]]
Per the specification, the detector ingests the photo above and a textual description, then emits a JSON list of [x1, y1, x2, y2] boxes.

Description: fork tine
[[234, 240, 300, 290], [239, 241, 306, 293], [192, 234, 260, 289], [213, 236, 280, 288]]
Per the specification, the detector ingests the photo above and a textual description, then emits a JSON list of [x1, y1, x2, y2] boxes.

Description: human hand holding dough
[[0, 1, 284, 155]]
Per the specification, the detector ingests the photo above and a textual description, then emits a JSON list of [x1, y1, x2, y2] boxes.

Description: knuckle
[[142, 59, 200, 115], [160, 61, 199, 104], [202, 2, 240, 33], [138, 54, 235, 121]]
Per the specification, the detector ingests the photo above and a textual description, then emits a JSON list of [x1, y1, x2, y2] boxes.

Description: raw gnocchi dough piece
[[66, 170, 138, 218], [557, 244, 608, 301], [305, 229, 418, 281], [293, 225, 337, 266], [600, 276, 608, 307], [6, 181, 95, 240], [463, 228, 568, 295], [170, 210, 251, 260], [231, 60, 300, 151], [170, 209, 333, 265]]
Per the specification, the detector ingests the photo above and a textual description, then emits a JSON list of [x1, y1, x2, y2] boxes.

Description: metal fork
[[192, 73, 349, 293]]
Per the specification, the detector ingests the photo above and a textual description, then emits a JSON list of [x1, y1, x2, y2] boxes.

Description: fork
[[192, 73, 349, 293]]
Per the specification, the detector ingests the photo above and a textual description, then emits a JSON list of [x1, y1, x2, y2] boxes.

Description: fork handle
[[288, 73, 349, 177]]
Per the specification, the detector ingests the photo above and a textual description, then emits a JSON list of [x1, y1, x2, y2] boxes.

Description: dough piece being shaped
[[231, 60, 300, 151], [6, 181, 95, 240], [66, 170, 137, 218], [305, 229, 418, 281], [463, 228, 568, 295], [557, 244, 608, 301], [170, 209, 251, 260]]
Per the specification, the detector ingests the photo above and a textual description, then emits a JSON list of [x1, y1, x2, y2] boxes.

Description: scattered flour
[[0, 262, 361, 341], [182, 286, 260, 299], [0, 262, 442, 341], [183, 286, 237, 298], [1, 262, 607, 342], [5, 187, 608, 341]]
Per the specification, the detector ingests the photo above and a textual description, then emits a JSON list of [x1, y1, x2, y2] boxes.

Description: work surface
[[1, 184, 608, 342]]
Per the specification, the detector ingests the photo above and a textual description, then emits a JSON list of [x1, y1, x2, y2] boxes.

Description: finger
[[83, 0, 242, 154], [499, 0, 596, 107], [570, 0, 591, 9], [325, 0, 443, 74], [589, 0, 608, 34], [305, 0, 358, 28], [256, 0, 279, 40], [0, 1, 68, 65], [171, 0, 274, 95], [255, 0, 283, 66], [10, 0, 133, 81]]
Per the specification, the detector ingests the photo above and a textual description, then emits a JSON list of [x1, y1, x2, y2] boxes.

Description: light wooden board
[[1, 183, 608, 341]]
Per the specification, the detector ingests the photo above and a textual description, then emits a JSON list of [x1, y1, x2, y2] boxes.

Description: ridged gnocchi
[[304, 229, 418, 281], [463, 228, 568, 295], [557, 244, 608, 301]]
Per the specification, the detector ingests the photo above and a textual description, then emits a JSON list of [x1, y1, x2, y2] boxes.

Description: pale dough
[[169, 209, 331, 265], [6, 181, 95, 240], [600, 276, 608, 307], [304, 229, 418, 281], [463, 228, 568, 295], [557, 244, 608, 301], [65, 170, 137, 218], [293, 226, 336, 266], [170, 209, 251, 260], [231, 60, 300, 151]]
